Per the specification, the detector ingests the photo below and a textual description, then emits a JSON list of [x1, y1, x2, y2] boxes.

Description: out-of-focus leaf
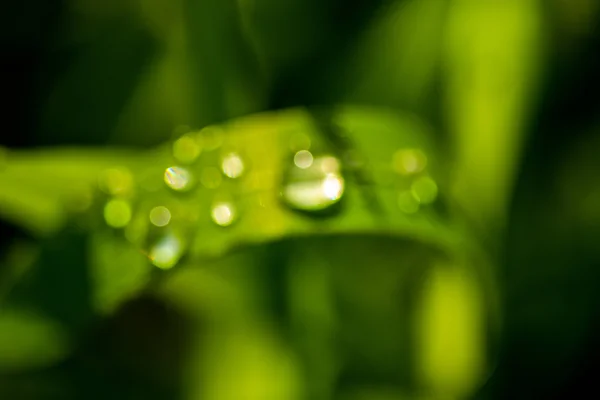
[[343, 0, 446, 113], [0, 148, 149, 236], [88, 229, 151, 314], [187, 324, 303, 400], [0, 309, 69, 373], [443, 0, 544, 232]]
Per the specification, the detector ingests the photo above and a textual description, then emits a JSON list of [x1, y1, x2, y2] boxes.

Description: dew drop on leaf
[[211, 201, 237, 227], [164, 166, 193, 191], [221, 152, 245, 179], [281, 154, 345, 213]]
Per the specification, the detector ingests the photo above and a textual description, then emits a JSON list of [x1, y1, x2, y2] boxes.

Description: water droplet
[[211, 201, 237, 227], [221, 152, 245, 179], [392, 149, 427, 175], [104, 199, 132, 228], [201, 167, 222, 189], [149, 206, 172, 227], [149, 233, 184, 270], [294, 150, 314, 169], [98, 167, 134, 196], [164, 166, 193, 191], [282, 154, 345, 212], [173, 134, 201, 164], [319, 156, 341, 174], [398, 191, 420, 214], [411, 176, 438, 204]]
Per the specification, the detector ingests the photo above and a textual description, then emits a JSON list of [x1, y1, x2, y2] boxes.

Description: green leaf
[[0, 148, 150, 236], [0, 309, 69, 373]]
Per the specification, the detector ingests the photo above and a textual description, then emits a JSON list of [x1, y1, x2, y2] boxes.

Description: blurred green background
[[1, 0, 600, 399]]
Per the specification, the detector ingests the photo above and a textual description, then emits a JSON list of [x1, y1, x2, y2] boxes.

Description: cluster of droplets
[[98, 126, 248, 271], [98, 124, 439, 270]]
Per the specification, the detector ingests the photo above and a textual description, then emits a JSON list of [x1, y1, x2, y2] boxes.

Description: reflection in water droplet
[[164, 166, 193, 191], [149, 206, 172, 227], [319, 156, 341, 174], [412, 176, 438, 204], [393, 149, 428, 175], [221, 152, 245, 178], [322, 175, 344, 200], [282, 154, 345, 212], [211, 202, 236, 227], [99, 168, 134, 196], [201, 167, 222, 189], [173, 134, 201, 164], [294, 150, 314, 169], [104, 199, 132, 228], [398, 191, 420, 214], [149, 234, 183, 270]]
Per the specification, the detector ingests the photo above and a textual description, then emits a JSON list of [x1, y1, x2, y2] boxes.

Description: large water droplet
[[103, 198, 132, 228], [148, 233, 184, 270], [221, 152, 245, 179], [282, 154, 345, 213], [211, 201, 237, 227], [164, 166, 193, 191]]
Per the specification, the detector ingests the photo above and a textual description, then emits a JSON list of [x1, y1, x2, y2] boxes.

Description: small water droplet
[[392, 149, 427, 175], [149, 233, 184, 270], [398, 191, 420, 214], [99, 167, 134, 196], [201, 167, 222, 189], [411, 176, 438, 204], [221, 152, 245, 179], [211, 201, 237, 227], [173, 134, 201, 164], [104, 199, 132, 228], [149, 206, 172, 227], [294, 150, 314, 169], [282, 154, 345, 213], [164, 166, 193, 191]]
